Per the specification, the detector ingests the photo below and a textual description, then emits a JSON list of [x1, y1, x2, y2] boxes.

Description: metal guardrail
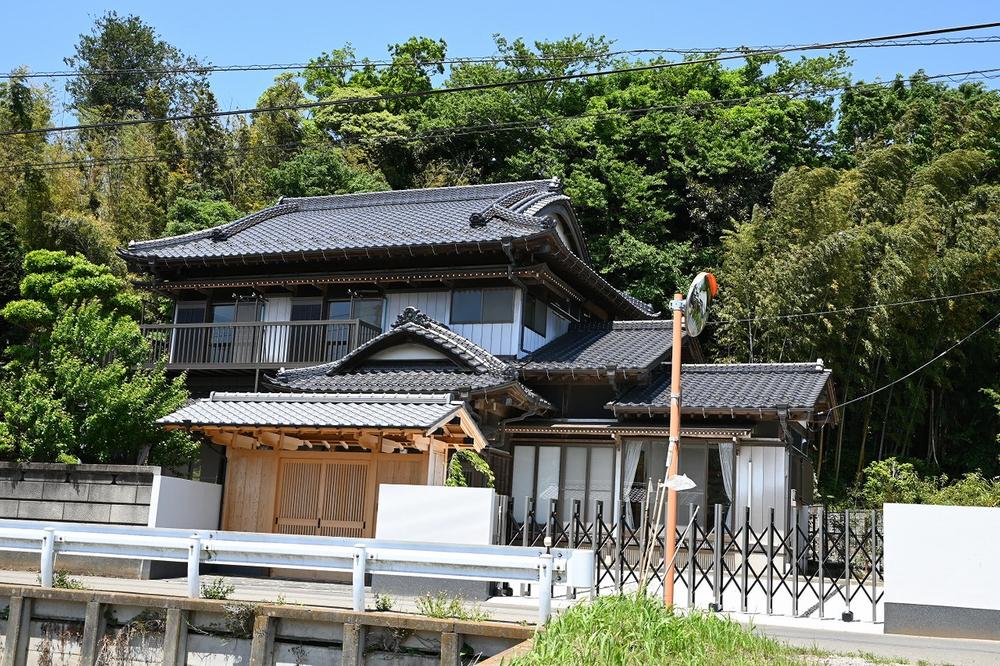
[[0, 519, 594, 625], [140, 319, 382, 370]]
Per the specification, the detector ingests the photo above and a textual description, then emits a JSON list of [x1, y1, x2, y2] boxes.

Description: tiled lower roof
[[519, 320, 677, 373], [607, 363, 833, 415], [158, 392, 464, 429], [267, 307, 552, 409]]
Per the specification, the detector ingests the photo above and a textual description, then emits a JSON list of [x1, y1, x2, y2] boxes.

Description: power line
[[6, 34, 1000, 80], [817, 310, 1000, 415], [3, 22, 1000, 139], [711, 286, 1000, 326], [4, 65, 1000, 173]]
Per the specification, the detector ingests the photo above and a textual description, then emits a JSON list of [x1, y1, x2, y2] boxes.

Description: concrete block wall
[[0, 463, 160, 578], [0, 463, 158, 526]]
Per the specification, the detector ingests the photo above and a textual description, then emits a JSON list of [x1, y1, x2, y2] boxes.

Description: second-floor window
[[450, 288, 515, 324], [523, 294, 547, 337], [328, 298, 384, 327]]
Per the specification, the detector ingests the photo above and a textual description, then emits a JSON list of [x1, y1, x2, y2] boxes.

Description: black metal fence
[[502, 495, 884, 622]]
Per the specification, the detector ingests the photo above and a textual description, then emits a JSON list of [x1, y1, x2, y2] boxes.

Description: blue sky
[[3, 1, 999, 113]]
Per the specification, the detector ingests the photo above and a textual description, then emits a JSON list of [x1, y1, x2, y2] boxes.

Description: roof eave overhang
[[605, 404, 821, 422]]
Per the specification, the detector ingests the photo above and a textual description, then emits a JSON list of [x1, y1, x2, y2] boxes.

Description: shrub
[[201, 577, 235, 600], [857, 458, 1000, 508]]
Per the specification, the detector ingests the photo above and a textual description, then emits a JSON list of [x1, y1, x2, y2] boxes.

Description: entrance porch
[[158, 392, 487, 538]]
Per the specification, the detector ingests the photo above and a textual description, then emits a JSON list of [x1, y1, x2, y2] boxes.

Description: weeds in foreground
[[222, 602, 259, 639], [509, 593, 802, 666], [415, 593, 491, 622], [374, 593, 394, 612], [49, 571, 85, 590], [200, 577, 235, 600]]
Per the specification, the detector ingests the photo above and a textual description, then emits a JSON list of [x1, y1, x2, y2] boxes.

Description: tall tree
[[184, 86, 231, 194], [64, 11, 205, 119]]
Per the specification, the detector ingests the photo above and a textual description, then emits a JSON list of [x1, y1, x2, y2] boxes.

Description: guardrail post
[[537, 553, 553, 627], [187, 535, 201, 598], [40, 527, 56, 588], [353, 544, 367, 612]]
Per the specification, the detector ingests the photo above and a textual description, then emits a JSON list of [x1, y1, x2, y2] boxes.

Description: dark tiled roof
[[519, 320, 676, 373], [159, 392, 465, 429], [122, 180, 656, 318], [267, 307, 551, 409], [608, 363, 833, 415], [124, 180, 561, 261], [268, 368, 512, 393]]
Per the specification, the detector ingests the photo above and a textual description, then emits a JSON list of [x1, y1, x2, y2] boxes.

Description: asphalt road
[[752, 622, 1000, 666]]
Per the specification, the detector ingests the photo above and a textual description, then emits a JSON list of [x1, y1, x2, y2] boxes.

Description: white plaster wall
[[147, 476, 222, 529], [375, 484, 496, 544], [884, 503, 1000, 611]]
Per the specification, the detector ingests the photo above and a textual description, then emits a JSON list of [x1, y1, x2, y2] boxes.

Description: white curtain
[[718, 440, 736, 504], [615, 440, 644, 528]]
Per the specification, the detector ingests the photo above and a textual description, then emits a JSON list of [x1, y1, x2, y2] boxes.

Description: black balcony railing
[[141, 319, 382, 370]]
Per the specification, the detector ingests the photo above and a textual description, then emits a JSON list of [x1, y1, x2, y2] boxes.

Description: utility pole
[[661, 273, 715, 607], [663, 292, 684, 607]]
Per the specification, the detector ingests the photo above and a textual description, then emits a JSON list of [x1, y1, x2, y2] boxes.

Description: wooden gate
[[274, 457, 373, 538]]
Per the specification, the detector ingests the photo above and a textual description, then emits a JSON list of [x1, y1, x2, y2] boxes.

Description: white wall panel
[[733, 444, 789, 533], [261, 295, 291, 363], [384, 291, 450, 325], [884, 504, 1000, 611]]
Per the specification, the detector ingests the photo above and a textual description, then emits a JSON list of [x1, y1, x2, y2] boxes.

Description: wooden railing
[[140, 319, 382, 370]]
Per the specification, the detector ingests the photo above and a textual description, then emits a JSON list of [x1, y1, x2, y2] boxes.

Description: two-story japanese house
[[123, 179, 835, 538]]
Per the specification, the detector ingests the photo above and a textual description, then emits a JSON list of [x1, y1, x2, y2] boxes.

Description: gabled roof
[[267, 307, 552, 411], [518, 320, 682, 376], [159, 392, 466, 430], [123, 179, 583, 262], [607, 362, 835, 421]]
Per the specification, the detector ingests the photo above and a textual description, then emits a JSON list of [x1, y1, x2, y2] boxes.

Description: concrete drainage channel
[[0, 585, 533, 665]]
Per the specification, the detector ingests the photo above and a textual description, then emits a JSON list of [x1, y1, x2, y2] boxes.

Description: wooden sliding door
[[274, 456, 373, 538]]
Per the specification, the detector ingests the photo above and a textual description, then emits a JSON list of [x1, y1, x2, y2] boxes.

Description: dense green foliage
[[0, 13, 997, 481], [0, 251, 194, 464], [856, 457, 1000, 508], [511, 594, 799, 665], [445, 449, 495, 488]]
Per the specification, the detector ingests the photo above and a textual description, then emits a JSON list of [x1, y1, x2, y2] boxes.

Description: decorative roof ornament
[[547, 177, 563, 193], [392, 306, 434, 329]]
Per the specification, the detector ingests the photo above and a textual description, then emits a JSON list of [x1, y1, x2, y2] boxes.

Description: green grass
[[507, 594, 805, 666]]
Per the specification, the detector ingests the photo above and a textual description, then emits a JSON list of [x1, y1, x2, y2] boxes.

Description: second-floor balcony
[[141, 319, 383, 371]]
